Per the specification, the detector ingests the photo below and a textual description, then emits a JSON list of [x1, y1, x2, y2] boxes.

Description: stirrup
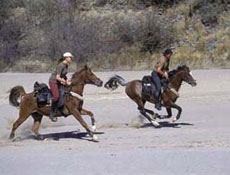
[[49, 115, 57, 122], [155, 102, 162, 110]]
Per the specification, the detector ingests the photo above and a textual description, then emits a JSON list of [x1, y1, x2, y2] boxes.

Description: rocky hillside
[[0, 0, 229, 72]]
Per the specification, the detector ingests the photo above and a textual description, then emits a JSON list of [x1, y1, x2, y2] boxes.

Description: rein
[[64, 81, 85, 101], [168, 70, 185, 91]]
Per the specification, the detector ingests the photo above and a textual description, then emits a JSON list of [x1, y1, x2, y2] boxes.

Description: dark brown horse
[[9, 65, 103, 141], [104, 65, 197, 127]]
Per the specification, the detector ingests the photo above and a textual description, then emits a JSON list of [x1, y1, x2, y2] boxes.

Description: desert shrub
[[113, 12, 176, 54], [0, 17, 27, 66], [0, 60, 7, 72], [38, 15, 125, 64], [192, 0, 229, 26], [138, 0, 185, 7], [140, 13, 176, 52], [94, 0, 108, 7]]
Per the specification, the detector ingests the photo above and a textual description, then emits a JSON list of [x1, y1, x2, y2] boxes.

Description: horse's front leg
[[157, 107, 172, 119], [73, 109, 98, 141], [165, 102, 182, 122], [80, 108, 96, 131]]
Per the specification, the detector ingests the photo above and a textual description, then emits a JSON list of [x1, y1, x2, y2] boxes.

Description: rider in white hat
[[63, 52, 73, 58], [48, 52, 73, 122]]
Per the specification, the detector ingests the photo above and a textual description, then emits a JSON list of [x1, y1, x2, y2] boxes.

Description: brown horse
[[104, 65, 197, 127], [9, 65, 103, 141]]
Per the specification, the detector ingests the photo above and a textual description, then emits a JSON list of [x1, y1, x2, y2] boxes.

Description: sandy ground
[[0, 69, 230, 175]]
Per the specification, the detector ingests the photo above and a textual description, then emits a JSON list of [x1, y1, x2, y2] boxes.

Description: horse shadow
[[21, 130, 104, 142], [141, 121, 194, 129]]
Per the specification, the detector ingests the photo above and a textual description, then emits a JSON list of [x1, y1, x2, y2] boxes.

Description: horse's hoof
[[151, 121, 160, 127], [92, 135, 99, 142], [92, 125, 97, 132], [9, 133, 15, 140], [154, 113, 161, 119], [35, 134, 45, 140], [172, 117, 178, 123], [150, 114, 156, 120], [11, 137, 22, 142]]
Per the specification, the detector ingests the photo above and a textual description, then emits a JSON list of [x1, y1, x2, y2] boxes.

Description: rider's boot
[[49, 101, 58, 122], [155, 95, 162, 111]]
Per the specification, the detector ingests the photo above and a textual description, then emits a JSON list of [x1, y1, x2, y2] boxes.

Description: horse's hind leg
[[136, 99, 160, 127], [32, 112, 44, 140], [80, 108, 96, 131], [141, 100, 159, 120], [9, 107, 33, 139]]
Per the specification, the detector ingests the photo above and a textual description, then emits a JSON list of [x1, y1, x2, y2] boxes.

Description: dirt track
[[0, 69, 230, 175]]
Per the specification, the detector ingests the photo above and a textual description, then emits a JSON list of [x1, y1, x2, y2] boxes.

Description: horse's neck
[[70, 75, 85, 96], [169, 73, 183, 91], [70, 84, 85, 96]]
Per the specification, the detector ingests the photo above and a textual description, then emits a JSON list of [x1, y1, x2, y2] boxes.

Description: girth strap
[[70, 91, 84, 101]]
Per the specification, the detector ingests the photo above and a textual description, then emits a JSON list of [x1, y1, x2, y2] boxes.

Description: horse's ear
[[177, 64, 186, 70], [84, 64, 89, 70], [181, 63, 187, 67]]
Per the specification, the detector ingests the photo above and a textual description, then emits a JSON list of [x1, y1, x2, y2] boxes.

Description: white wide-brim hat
[[63, 52, 73, 58]]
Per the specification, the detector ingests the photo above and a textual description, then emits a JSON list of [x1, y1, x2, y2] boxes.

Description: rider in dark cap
[[151, 48, 173, 110]]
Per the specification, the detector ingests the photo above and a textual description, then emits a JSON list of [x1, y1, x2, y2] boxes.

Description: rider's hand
[[66, 80, 72, 86], [60, 79, 66, 85], [164, 72, 169, 79]]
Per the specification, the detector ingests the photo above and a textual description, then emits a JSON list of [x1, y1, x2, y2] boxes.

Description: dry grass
[[92, 46, 154, 71], [166, 2, 230, 69], [4, 2, 230, 72]]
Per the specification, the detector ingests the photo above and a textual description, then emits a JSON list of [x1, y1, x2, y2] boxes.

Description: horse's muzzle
[[190, 80, 197, 87], [94, 80, 103, 87]]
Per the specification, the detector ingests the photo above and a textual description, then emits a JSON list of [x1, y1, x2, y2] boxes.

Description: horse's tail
[[104, 74, 127, 90], [9, 86, 26, 107]]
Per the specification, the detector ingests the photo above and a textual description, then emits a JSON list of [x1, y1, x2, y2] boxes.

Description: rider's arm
[[156, 66, 165, 77], [156, 57, 167, 78], [55, 64, 67, 85], [56, 74, 67, 84]]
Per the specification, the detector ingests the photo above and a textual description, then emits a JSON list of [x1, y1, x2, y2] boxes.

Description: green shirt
[[49, 62, 68, 83]]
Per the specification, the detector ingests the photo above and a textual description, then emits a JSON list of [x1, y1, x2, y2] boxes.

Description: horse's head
[[72, 64, 103, 87], [176, 65, 197, 86]]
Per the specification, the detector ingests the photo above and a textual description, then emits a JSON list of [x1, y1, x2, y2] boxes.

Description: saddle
[[33, 82, 74, 117], [141, 76, 171, 98], [34, 82, 52, 108]]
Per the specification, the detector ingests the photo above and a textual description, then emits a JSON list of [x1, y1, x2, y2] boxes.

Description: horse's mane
[[168, 65, 188, 80], [71, 67, 86, 80]]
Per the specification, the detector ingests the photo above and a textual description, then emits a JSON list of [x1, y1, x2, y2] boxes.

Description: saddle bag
[[142, 75, 152, 85], [142, 76, 155, 96]]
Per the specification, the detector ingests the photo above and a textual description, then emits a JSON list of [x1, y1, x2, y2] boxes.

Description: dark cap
[[163, 48, 173, 56]]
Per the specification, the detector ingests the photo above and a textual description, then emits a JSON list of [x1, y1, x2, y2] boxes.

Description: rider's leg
[[151, 71, 162, 110], [49, 81, 59, 122], [58, 85, 64, 108]]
